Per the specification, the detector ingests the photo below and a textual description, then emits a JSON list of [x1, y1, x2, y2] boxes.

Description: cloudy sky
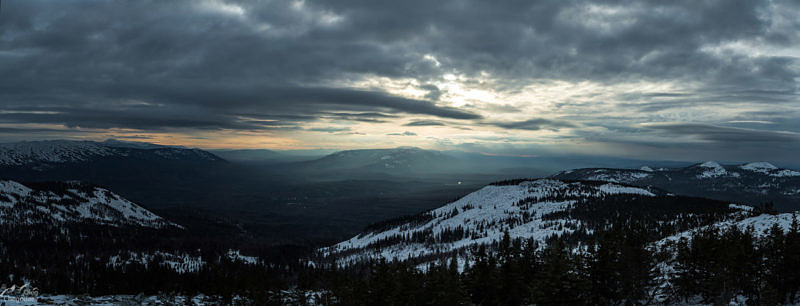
[[1, 0, 799, 162]]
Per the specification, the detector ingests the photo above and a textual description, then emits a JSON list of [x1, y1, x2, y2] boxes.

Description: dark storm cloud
[[0, 82, 480, 130], [387, 131, 417, 136], [418, 84, 443, 101], [308, 127, 351, 133], [106, 135, 156, 140], [490, 118, 577, 131], [645, 123, 800, 143], [319, 112, 399, 123], [0, 0, 798, 159], [404, 120, 446, 126], [0, 0, 482, 132], [0, 126, 102, 134], [616, 88, 800, 112]]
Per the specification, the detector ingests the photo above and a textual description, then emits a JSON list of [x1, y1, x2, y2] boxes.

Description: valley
[[0, 139, 798, 304]]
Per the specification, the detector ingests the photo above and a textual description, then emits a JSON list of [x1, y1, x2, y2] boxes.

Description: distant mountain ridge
[[551, 161, 800, 210], [0, 140, 230, 210], [0, 139, 223, 167], [295, 147, 464, 176]]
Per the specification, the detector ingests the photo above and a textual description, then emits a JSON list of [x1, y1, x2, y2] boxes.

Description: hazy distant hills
[[551, 161, 800, 210], [291, 147, 469, 177], [0, 140, 239, 213], [210, 149, 326, 164]]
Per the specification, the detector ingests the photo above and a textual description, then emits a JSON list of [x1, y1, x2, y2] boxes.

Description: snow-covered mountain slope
[[0, 180, 177, 228], [551, 161, 800, 210], [694, 161, 732, 179], [0, 140, 223, 167], [656, 210, 797, 248], [647, 208, 800, 303], [322, 179, 675, 265]]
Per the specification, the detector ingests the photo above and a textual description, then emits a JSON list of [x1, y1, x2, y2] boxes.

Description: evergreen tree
[[531, 240, 589, 305]]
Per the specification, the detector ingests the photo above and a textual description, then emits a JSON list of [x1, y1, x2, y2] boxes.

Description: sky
[[1, 0, 799, 162]]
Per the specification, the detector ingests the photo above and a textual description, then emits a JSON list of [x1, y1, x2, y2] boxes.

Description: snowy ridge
[[0, 141, 118, 166], [656, 211, 798, 248], [583, 169, 651, 183], [740, 162, 778, 172], [740, 162, 800, 177], [699, 161, 723, 168], [550, 161, 800, 206], [649, 209, 799, 302], [0, 180, 177, 228], [322, 179, 657, 266], [696, 161, 729, 179]]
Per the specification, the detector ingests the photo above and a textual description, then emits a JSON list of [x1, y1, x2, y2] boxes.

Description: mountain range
[[0, 139, 222, 168], [551, 161, 800, 210], [3, 139, 800, 303], [317, 177, 798, 303], [320, 178, 757, 265]]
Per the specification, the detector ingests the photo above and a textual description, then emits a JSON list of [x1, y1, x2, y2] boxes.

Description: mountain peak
[[694, 161, 731, 179], [740, 162, 777, 171], [698, 161, 723, 168], [739, 162, 800, 177]]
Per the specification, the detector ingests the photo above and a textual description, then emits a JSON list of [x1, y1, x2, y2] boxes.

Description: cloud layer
[[1, 0, 798, 161]]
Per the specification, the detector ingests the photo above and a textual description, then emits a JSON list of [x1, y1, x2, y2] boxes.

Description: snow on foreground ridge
[[656, 211, 798, 247], [0, 180, 177, 228], [322, 179, 657, 266]]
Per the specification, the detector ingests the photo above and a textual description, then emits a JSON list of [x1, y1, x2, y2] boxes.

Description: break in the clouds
[[0, 0, 798, 161]]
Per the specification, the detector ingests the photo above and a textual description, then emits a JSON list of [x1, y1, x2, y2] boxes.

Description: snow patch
[[728, 204, 754, 212], [226, 249, 259, 265], [585, 170, 650, 183], [597, 183, 655, 196], [696, 161, 728, 179], [699, 161, 723, 168]]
